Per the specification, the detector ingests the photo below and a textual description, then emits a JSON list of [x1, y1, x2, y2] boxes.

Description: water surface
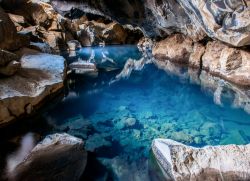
[[1, 45, 250, 180]]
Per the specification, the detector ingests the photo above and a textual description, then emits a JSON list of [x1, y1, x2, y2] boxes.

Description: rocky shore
[[0, 0, 250, 180], [151, 139, 250, 180]]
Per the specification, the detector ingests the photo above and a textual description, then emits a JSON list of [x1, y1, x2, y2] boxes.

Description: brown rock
[[189, 43, 205, 68], [202, 41, 250, 86], [152, 34, 193, 64], [0, 7, 29, 50], [0, 60, 21, 76]]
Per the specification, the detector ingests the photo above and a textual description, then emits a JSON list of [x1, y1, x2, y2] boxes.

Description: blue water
[[44, 46, 250, 180]]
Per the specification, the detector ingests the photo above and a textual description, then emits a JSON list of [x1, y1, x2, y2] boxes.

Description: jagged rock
[[0, 53, 66, 126], [9, 133, 87, 181], [152, 34, 193, 64], [189, 43, 205, 68], [202, 41, 250, 86], [151, 138, 250, 181], [0, 7, 29, 50], [76, 21, 129, 46], [153, 34, 205, 67], [49, 0, 250, 46]]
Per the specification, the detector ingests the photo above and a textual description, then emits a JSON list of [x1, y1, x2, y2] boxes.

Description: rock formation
[[153, 34, 250, 87], [151, 138, 250, 181], [0, 52, 66, 126], [8, 133, 87, 181], [49, 0, 250, 47]]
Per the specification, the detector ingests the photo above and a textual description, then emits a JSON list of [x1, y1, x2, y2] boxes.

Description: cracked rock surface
[[152, 138, 250, 181], [0, 53, 66, 126]]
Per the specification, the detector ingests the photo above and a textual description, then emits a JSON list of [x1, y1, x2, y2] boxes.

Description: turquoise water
[[2, 46, 250, 180], [44, 46, 250, 180]]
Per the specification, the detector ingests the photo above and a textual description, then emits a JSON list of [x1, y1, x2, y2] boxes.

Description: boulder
[[0, 7, 29, 50], [9, 133, 87, 181], [0, 53, 66, 126], [151, 138, 250, 181]]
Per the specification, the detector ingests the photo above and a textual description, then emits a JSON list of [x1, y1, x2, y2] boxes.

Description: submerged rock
[[8, 133, 87, 181], [151, 139, 250, 181], [0, 53, 66, 126]]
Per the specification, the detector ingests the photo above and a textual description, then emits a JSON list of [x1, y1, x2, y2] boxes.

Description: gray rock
[[152, 138, 250, 181], [0, 53, 66, 126], [9, 133, 87, 181], [50, 0, 250, 46]]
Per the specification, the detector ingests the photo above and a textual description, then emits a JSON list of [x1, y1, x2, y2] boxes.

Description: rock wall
[[153, 34, 250, 87], [49, 0, 250, 47]]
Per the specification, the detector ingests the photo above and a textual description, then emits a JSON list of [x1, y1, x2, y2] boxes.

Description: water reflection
[[153, 58, 250, 114], [43, 46, 250, 180]]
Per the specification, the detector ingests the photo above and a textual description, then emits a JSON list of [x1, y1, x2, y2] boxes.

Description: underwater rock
[[199, 122, 222, 138], [171, 131, 193, 144], [57, 114, 92, 139], [101, 156, 149, 181], [152, 138, 250, 181], [9, 133, 87, 181], [123, 117, 137, 127], [0, 53, 66, 126], [85, 133, 111, 152]]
